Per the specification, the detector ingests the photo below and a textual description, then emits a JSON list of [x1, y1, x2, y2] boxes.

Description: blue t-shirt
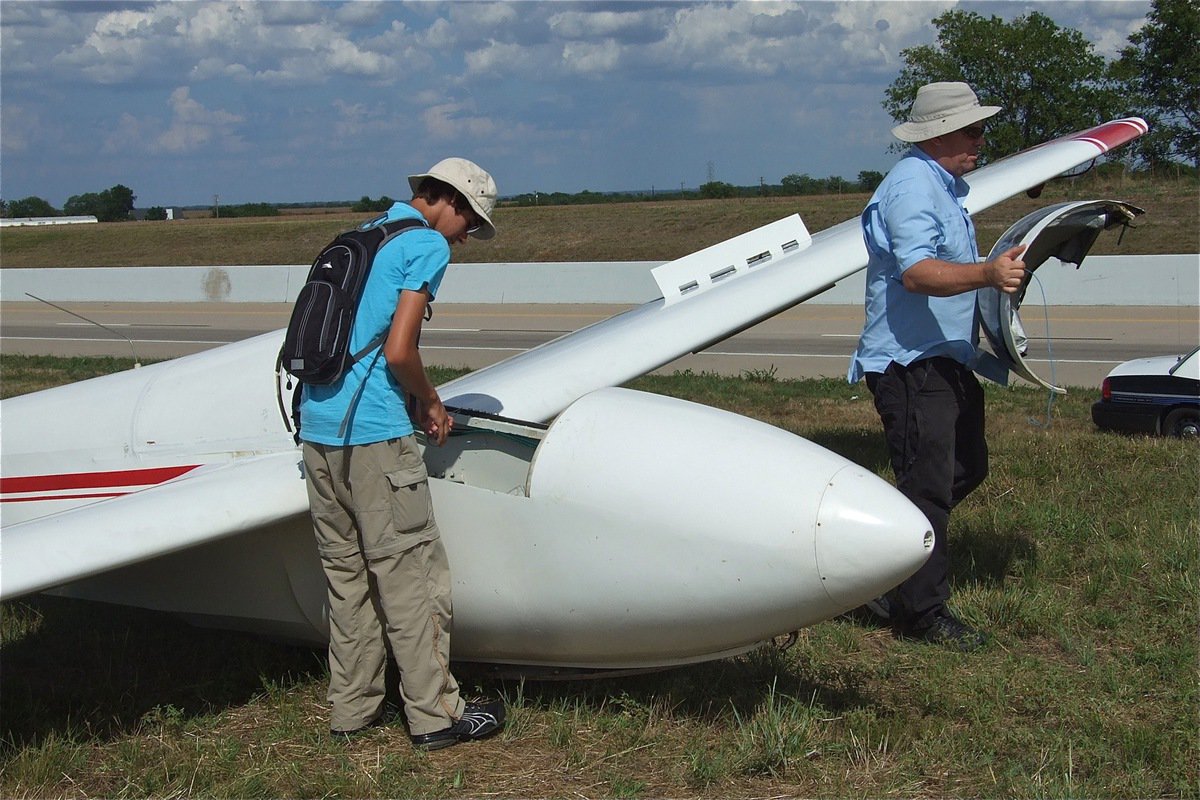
[[299, 203, 450, 445], [848, 147, 981, 383]]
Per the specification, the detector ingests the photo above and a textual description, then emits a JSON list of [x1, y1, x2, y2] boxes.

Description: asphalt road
[[2, 300, 1196, 390]]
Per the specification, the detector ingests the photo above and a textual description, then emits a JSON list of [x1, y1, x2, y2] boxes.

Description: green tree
[[857, 170, 885, 191], [698, 181, 737, 199], [884, 10, 1121, 159], [144, 206, 168, 221], [219, 203, 280, 218], [105, 184, 136, 220], [7, 196, 59, 218], [63, 192, 101, 218], [823, 176, 852, 193], [63, 185, 137, 221], [351, 195, 395, 212], [1115, 0, 1199, 169], [780, 173, 821, 195]]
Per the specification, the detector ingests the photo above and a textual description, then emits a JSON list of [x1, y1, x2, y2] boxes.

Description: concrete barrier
[[2, 254, 1196, 306]]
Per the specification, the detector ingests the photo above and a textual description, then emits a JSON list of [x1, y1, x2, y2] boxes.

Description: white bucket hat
[[408, 157, 498, 240], [891, 82, 1001, 143]]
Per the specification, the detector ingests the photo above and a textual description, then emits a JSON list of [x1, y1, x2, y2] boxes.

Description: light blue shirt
[[848, 147, 981, 383], [300, 203, 450, 445]]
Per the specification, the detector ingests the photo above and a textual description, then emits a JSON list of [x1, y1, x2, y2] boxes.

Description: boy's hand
[[416, 395, 453, 446]]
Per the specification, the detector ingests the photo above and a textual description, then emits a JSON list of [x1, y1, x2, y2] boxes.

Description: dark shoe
[[864, 593, 894, 620], [904, 612, 989, 652], [411, 699, 506, 751]]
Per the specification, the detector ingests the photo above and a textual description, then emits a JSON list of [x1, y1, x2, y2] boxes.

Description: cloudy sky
[[1, 1, 1151, 209]]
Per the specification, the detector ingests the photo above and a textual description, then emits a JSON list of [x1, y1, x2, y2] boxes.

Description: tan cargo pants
[[302, 436, 464, 735]]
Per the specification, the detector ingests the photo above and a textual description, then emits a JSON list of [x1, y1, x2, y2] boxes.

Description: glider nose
[[813, 465, 933, 610]]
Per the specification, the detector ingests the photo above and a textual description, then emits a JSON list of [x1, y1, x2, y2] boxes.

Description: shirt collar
[[908, 145, 970, 199]]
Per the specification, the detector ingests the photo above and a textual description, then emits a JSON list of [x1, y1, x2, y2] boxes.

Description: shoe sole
[[414, 736, 460, 751]]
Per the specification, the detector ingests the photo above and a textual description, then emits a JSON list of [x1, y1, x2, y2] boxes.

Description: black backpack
[[279, 216, 427, 385]]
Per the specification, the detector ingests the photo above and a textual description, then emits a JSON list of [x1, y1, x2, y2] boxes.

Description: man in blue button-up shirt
[[849, 82, 1027, 650]]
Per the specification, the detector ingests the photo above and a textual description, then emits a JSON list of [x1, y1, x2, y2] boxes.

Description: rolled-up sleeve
[[882, 183, 943, 273]]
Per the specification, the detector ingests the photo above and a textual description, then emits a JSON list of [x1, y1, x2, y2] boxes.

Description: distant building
[[0, 215, 98, 227], [130, 207, 182, 221]]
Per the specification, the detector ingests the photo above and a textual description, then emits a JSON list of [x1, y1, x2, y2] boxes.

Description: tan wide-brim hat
[[891, 82, 1001, 143], [408, 157, 498, 239]]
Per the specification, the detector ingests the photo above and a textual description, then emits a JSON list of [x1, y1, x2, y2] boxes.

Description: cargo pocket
[[385, 467, 436, 540]]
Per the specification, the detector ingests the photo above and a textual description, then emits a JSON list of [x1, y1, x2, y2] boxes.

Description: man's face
[[934, 124, 986, 177]]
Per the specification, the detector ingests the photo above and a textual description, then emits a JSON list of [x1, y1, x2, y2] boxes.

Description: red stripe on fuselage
[[0, 465, 202, 495]]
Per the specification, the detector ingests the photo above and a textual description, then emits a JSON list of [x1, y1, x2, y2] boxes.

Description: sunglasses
[[959, 125, 986, 141], [454, 194, 483, 234]]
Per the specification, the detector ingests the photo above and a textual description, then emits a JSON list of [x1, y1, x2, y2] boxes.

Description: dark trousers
[[866, 357, 988, 629]]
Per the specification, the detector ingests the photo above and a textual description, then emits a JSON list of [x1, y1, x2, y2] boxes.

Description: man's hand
[[903, 243, 1028, 298], [985, 245, 1027, 294]]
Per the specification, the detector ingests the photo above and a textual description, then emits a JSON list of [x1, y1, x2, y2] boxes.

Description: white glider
[[0, 118, 1146, 671]]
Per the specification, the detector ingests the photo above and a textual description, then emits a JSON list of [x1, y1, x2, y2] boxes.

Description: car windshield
[[1168, 346, 1200, 377]]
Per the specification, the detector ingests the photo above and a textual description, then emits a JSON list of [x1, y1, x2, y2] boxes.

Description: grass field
[[1, 357, 1197, 798], [1, 172, 1196, 268]]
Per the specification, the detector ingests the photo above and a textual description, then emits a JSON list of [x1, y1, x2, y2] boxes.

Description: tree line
[[502, 172, 888, 207], [4, 185, 138, 222], [3, 0, 1194, 220]]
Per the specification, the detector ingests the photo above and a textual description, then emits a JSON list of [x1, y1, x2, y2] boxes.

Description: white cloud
[[421, 16, 457, 49], [260, 1, 326, 26], [190, 57, 255, 82], [466, 2, 520, 30], [1065, 1, 1151, 58], [324, 98, 409, 145], [1, 103, 33, 155], [548, 8, 669, 42], [176, 2, 255, 48], [421, 102, 497, 140], [465, 39, 538, 74], [325, 36, 395, 77], [335, 1, 390, 28], [561, 39, 622, 74], [103, 112, 151, 156], [150, 87, 245, 154], [50, 5, 178, 84]]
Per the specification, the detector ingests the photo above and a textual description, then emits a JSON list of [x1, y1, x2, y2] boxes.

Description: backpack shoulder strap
[[345, 217, 430, 365], [375, 216, 428, 241]]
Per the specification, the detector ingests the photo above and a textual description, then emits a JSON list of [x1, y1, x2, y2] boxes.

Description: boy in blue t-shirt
[[300, 158, 505, 750]]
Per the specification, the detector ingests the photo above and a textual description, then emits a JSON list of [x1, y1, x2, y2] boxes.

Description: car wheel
[[1163, 408, 1200, 440]]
